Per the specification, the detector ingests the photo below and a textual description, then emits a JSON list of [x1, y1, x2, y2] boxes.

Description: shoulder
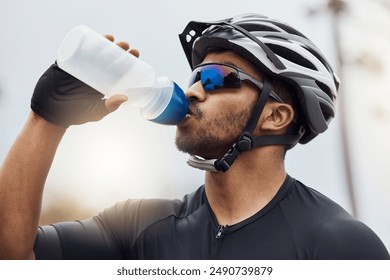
[[314, 216, 390, 259], [96, 186, 206, 241], [99, 185, 205, 221], [280, 178, 353, 230], [280, 178, 390, 259]]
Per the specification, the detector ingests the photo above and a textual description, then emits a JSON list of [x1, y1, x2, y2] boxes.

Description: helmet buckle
[[237, 132, 253, 152]]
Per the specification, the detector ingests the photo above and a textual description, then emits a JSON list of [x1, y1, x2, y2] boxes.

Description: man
[[0, 13, 389, 260]]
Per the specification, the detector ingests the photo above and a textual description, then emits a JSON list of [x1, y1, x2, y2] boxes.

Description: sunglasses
[[188, 63, 285, 103]]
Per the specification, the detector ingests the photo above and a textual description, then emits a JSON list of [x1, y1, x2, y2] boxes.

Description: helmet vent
[[186, 30, 197, 43], [302, 46, 333, 73], [272, 22, 307, 38], [315, 80, 332, 99], [263, 35, 290, 42], [266, 44, 317, 70], [239, 23, 278, 32]]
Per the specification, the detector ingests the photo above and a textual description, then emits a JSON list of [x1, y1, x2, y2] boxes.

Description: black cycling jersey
[[34, 175, 390, 260]]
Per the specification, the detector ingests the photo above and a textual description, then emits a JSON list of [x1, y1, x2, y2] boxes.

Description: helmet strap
[[213, 77, 273, 172], [187, 77, 303, 172]]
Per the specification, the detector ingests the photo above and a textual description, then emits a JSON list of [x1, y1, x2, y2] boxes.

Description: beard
[[175, 101, 255, 159]]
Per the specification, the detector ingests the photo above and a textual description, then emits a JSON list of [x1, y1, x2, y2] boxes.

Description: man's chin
[[175, 141, 225, 160], [175, 129, 234, 159]]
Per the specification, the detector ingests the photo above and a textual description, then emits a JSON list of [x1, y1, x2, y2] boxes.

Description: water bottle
[[56, 25, 189, 125]]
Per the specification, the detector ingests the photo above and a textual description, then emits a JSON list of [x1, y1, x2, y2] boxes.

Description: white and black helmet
[[179, 13, 340, 172]]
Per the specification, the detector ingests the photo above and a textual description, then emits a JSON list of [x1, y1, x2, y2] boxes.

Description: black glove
[[31, 63, 109, 127]]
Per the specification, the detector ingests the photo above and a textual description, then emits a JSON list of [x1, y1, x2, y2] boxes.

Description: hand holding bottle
[[30, 34, 138, 127], [31, 26, 188, 127], [56, 26, 188, 125]]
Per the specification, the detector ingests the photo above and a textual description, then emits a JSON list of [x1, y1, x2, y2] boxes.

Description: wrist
[[29, 111, 68, 134]]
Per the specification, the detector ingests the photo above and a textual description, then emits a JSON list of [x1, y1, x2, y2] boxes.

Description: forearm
[[0, 112, 66, 259]]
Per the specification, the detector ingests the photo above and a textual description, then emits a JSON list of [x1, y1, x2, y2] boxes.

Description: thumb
[[105, 94, 128, 113]]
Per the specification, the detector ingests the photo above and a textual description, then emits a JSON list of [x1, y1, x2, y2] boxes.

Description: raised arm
[[0, 77, 129, 259], [0, 112, 66, 259], [0, 35, 137, 259]]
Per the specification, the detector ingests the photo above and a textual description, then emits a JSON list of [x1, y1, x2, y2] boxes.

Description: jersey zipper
[[216, 225, 228, 239], [212, 225, 229, 259]]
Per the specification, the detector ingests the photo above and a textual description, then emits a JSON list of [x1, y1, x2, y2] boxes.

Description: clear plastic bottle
[[56, 25, 189, 125]]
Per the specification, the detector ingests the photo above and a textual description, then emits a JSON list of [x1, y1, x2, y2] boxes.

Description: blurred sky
[[0, 0, 389, 250]]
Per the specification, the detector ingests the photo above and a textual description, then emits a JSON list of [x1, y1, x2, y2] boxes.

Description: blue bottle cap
[[150, 82, 189, 125]]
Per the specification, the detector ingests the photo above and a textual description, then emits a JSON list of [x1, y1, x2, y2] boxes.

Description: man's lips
[[187, 108, 194, 116], [185, 108, 195, 118], [187, 105, 201, 118]]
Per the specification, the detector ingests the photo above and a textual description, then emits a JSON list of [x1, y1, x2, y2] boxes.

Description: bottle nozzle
[[149, 82, 189, 125]]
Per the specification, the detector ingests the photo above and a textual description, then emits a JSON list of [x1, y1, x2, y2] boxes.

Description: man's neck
[[204, 146, 286, 226]]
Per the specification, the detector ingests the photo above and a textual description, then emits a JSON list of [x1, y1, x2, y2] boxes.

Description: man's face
[[175, 51, 262, 159]]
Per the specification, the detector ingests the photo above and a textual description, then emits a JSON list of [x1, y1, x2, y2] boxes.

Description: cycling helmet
[[179, 13, 340, 172]]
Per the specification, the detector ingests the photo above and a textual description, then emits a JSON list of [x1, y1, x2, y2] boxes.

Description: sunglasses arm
[[239, 72, 285, 103]]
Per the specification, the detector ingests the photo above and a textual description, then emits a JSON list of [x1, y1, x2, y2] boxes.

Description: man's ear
[[258, 102, 295, 134]]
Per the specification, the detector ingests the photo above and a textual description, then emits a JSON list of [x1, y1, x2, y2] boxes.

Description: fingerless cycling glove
[[31, 63, 109, 127]]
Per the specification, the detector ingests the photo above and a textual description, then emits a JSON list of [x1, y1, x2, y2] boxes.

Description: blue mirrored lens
[[201, 65, 225, 91], [189, 64, 242, 92]]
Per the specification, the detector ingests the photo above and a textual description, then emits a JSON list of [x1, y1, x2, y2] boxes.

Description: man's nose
[[185, 82, 207, 102]]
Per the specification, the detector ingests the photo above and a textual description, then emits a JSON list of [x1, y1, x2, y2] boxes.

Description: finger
[[129, 48, 140, 58], [105, 94, 128, 113], [117, 41, 130, 51], [104, 34, 115, 42]]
